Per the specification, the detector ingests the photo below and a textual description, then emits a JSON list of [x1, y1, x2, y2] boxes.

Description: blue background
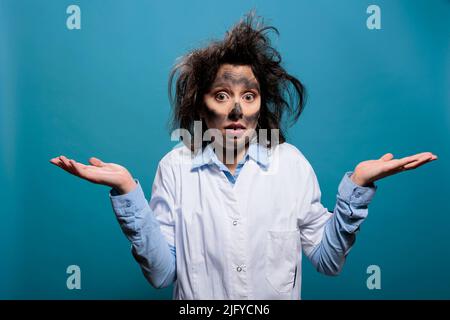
[[0, 0, 449, 299]]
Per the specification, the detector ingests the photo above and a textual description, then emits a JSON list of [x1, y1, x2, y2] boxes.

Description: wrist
[[350, 173, 372, 187], [116, 178, 137, 195]]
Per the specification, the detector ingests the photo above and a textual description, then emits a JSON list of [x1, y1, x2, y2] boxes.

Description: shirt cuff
[[338, 171, 377, 206], [109, 178, 148, 212]]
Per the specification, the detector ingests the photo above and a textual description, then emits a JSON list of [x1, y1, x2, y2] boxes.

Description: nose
[[228, 102, 243, 121]]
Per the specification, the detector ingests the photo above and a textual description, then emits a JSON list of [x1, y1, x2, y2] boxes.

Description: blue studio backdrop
[[0, 0, 449, 299]]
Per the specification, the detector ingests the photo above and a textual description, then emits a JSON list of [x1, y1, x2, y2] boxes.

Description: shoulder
[[158, 142, 194, 170], [273, 142, 313, 171], [273, 143, 320, 188]]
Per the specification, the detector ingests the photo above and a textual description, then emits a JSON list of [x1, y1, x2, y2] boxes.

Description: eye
[[243, 93, 256, 102], [215, 92, 229, 102]]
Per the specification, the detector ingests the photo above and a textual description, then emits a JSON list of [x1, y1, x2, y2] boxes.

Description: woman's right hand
[[49, 155, 137, 195]]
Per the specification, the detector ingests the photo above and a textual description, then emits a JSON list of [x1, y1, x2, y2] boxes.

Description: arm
[[298, 150, 437, 276], [305, 171, 376, 276], [48, 154, 178, 288], [109, 171, 176, 289]]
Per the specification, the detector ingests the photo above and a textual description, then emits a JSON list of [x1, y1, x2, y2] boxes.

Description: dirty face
[[202, 64, 261, 149]]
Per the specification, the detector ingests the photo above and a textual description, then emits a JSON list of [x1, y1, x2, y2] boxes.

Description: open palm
[[49, 155, 136, 194], [351, 152, 438, 187]]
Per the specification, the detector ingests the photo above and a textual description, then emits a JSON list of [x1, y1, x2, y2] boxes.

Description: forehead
[[211, 64, 259, 89], [215, 64, 256, 78]]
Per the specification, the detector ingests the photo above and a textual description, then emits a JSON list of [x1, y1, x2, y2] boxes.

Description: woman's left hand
[[350, 152, 438, 187]]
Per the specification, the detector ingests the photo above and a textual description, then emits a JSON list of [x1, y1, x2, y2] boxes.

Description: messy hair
[[168, 11, 306, 150]]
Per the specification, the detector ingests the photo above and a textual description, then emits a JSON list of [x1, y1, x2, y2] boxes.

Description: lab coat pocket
[[265, 229, 300, 293]]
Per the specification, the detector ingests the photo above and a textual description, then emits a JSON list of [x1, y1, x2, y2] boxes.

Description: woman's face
[[202, 64, 261, 149]]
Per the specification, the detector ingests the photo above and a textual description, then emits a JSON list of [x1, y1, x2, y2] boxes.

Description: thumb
[[380, 153, 394, 161], [89, 157, 106, 167]]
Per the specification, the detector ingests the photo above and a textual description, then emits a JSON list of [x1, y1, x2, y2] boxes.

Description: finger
[[380, 153, 394, 161], [70, 160, 101, 181], [68, 159, 80, 175], [69, 159, 89, 177], [60, 156, 76, 175], [56, 156, 69, 170], [403, 154, 435, 169], [402, 153, 433, 169], [395, 152, 432, 167], [383, 158, 412, 171], [49, 157, 63, 167], [72, 160, 89, 170], [89, 157, 105, 167], [411, 152, 434, 163], [403, 152, 433, 162]]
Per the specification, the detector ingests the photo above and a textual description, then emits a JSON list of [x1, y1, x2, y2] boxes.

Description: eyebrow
[[210, 72, 260, 92], [211, 79, 259, 92]]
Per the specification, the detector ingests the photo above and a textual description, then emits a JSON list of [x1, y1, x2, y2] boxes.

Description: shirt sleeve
[[109, 165, 176, 288], [297, 165, 377, 276]]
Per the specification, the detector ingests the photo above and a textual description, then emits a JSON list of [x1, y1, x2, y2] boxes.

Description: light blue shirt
[[191, 141, 269, 185], [110, 142, 377, 298]]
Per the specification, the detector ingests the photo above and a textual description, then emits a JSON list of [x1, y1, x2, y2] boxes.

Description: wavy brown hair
[[168, 11, 306, 150]]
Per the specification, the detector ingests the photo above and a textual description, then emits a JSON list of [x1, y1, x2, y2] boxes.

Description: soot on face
[[228, 103, 243, 121], [202, 102, 260, 127], [203, 66, 261, 129]]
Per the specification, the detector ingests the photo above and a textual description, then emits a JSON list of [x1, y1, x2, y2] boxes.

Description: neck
[[217, 142, 249, 175]]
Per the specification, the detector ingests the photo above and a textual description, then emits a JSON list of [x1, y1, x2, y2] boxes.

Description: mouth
[[224, 123, 246, 138], [224, 122, 246, 139], [224, 123, 246, 130]]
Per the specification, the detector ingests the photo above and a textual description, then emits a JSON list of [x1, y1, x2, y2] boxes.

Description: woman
[[50, 13, 437, 299]]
